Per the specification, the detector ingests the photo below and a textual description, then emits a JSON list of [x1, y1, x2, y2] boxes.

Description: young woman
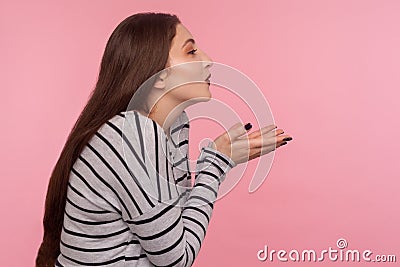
[[36, 12, 292, 267]]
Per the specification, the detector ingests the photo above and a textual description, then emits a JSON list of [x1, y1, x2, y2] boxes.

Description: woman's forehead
[[172, 24, 195, 49]]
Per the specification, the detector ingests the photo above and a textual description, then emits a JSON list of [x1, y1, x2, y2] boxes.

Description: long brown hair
[[35, 12, 181, 266]]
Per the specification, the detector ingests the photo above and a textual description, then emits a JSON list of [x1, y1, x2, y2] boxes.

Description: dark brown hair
[[35, 12, 181, 266]]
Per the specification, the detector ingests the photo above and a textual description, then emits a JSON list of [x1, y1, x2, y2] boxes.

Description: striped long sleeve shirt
[[55, 109, 237, 267]]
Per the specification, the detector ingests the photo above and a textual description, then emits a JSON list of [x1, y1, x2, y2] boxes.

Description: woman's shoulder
[[105, 109, 189, 139], [97, 110, 151, 136], [93, 109, 189, 156]]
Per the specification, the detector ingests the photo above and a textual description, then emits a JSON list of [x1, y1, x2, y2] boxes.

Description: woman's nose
[[202, 52, 213, 68]]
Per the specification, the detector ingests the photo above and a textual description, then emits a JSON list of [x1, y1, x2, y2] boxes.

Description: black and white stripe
[[56, 110, 237, 266]]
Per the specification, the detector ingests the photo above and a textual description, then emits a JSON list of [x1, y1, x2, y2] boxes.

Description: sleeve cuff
[[196, 140, 237, 183]]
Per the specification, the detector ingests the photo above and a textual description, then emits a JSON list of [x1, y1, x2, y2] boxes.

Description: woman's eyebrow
[[181, 38, 195, 48]]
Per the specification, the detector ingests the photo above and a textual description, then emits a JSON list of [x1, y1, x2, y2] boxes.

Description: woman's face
[[159, 23, 213, 106]]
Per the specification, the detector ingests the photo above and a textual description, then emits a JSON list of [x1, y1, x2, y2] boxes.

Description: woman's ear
[[153, 69, 168, 89]]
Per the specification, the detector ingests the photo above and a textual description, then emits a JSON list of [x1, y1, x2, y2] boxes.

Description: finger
[[238, 135, 276, 148], [246, 133, 292, 148], [248, 144, 275, 160], [260, 142, 285, 155], [249, 141, 286, 159], [263, 128, 284, 137], [226, 122, 252, 140], [240, 124, 277, 139], [276, 135, 293, 143], [247, 137, 290, 160], [263, 129, 292, 143], [276, 141, 287, 148], [273, 129, 285, 136]]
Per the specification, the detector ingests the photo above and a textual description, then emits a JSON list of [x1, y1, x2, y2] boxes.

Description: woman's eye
[[188, 49, 198, 55]]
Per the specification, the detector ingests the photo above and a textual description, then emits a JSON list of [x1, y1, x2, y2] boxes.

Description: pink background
[[1, 0, 399, 266]]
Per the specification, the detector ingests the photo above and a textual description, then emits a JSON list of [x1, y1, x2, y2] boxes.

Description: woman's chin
[[200, 89, 212, 102], [187, 93, 212, 104], [204, 89, 212, 101], [195, 85, 212, 101]]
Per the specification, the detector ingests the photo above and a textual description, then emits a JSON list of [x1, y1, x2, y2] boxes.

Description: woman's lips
[[205, 74, 211, 84]]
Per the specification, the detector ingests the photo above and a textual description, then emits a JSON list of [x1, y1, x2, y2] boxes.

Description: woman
[[36, 12, 292, 267]]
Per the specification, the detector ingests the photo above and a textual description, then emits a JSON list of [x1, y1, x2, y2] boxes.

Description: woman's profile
[[36, 12, 292, 267]]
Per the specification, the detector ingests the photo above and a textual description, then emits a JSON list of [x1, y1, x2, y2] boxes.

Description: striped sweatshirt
[[55, 109, 237, 267]]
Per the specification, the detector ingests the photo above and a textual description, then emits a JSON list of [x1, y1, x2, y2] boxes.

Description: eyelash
[[188, 49, 198, 55]]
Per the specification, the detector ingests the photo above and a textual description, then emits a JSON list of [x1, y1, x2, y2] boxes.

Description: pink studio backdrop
[[1, 0, 399, 266]]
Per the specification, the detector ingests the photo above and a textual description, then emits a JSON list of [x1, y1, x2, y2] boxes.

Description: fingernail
[[244, 123, 252, 130], [281, 142, 287, 146], [283, 137, 292, 142]]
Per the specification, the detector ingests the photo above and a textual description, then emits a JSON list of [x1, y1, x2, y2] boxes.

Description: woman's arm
[[125, 141, 236, 267], [108, 112, 288, 266]]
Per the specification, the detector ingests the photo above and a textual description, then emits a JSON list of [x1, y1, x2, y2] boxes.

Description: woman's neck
[[148, 99, 186, 139]]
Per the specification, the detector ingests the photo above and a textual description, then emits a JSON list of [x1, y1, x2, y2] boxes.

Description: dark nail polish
[[283, 137, 292, 142], [281, 142, 287, 146], [244, 123, 252, 130]]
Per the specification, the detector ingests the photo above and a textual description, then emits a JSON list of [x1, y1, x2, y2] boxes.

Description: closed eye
[[188, 49, 198, 55]]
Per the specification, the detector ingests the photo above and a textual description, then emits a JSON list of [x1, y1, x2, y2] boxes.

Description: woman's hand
[[210, 122, 293, 165]]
